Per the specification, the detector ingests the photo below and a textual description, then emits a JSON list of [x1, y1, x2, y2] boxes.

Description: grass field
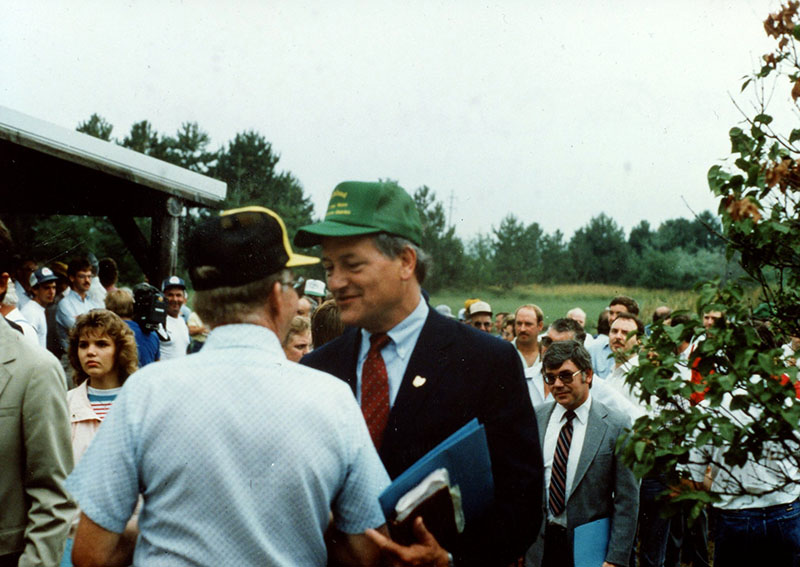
[[430, 284, 699, 334]]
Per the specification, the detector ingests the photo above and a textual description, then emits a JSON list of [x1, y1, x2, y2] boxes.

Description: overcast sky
[[2, 1, 782, 241]]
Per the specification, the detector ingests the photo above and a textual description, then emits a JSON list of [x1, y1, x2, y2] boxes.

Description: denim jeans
[[713, 498, 800, 566], [632, 477, 672, 567]]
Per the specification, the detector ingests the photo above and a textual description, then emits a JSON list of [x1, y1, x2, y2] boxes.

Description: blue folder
[[378, 418, 494, 523], [573, 516, 611, 567]]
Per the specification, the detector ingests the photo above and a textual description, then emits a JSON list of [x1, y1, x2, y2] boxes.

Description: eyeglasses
[[472, 321, 492, 329], [280, 275, 303, 294], [542, 369, 583, 385]]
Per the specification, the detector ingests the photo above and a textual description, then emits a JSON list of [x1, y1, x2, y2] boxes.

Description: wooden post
[[151, 197, 182, 285]]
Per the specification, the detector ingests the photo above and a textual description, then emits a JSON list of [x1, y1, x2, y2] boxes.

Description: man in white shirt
[[515, 303, 545, 403], [159, 276, 190, 360], [687, 385, 800, 565], [604, 312, 672, 567], [20, 267, 58, 348]]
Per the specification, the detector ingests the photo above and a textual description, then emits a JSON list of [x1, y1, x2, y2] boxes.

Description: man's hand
[[365, 517, 450, 567]]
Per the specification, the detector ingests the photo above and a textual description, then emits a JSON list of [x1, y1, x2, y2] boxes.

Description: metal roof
[[0, 105, 226, 215]]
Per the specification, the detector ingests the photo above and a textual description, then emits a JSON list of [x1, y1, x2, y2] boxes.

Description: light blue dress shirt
[[67, 324, 389, 566], [356, 296, 429, 407], [55, 290, 102, 350], [587, 335, 614, 379]]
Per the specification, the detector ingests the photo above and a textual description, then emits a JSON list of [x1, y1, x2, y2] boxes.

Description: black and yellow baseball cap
[[188, 206, 319, 291], [293, 181, 423, 247]]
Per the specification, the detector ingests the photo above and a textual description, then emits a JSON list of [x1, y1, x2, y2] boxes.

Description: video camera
[[132, 283, 167, 335]]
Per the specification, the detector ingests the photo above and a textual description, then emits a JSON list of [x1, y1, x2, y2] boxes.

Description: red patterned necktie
[[548, 409, 577, 517], [361, 333, 391, 449]]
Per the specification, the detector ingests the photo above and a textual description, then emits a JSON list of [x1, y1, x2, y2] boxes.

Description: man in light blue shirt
[[67, 206, 390, 566], [55, 257, 102, 353], [587, 295, 639, 379]]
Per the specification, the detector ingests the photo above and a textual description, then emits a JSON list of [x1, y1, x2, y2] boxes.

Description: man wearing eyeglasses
[[466, 300, 493, 332], [525, 340, 639, 567], [66, 207, 391, 566]]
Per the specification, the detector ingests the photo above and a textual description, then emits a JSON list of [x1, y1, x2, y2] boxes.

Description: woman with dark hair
[[63, 309, 138, 566]]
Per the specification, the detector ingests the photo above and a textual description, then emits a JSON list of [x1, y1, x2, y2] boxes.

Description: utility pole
[[448, 190, 455, 226]]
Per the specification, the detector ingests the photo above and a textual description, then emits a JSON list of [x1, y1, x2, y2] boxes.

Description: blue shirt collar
[[360, 296, 428, 360]]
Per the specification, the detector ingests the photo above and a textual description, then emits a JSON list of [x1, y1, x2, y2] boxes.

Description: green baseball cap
[[293, 181, 423, 247]]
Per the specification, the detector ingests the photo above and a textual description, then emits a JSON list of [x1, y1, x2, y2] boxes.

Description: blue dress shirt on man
[[55, 291, 102, 350], [587, 336, 614, 379], [67, 324, 390, 566]]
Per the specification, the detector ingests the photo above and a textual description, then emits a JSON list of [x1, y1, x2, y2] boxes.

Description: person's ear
[[398, 246, 417, 281], [267, 281, 283, 316], [0, 272, 8, 295]]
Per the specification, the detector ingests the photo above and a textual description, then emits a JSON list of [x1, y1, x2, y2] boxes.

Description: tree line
[[21, 114, 736, 292]]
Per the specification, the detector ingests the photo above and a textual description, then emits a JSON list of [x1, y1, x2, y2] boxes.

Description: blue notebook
[[378, 418, 494, 524], [573, 516, 611, 567]]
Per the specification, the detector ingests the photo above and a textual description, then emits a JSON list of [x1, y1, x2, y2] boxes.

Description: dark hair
[[311, 298, 345, 348], [372, 233, 431, 285], [597, 309, 611, 336], [610, 295, 639, 316], [68, 310, 138, 386], [612, 312, 645, 336], [669, 313, 692, 327], [548, 318, 587, 344], [67, 256, 92, 277], [98, 257, 119, 288], [542, 340, 593, 372]]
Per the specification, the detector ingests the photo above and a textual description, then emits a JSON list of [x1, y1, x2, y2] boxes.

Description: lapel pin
[[412, 375, 427, 388]]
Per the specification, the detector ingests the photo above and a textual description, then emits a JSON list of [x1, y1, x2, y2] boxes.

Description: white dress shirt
[[514, 339, 544, 406], [543, 395, 592, 527]]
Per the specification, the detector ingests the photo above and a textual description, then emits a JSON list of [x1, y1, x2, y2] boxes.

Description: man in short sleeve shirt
[[67, 206, 390, 567]]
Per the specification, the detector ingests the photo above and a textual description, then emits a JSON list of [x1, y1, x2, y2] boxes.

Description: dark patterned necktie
[[361, 333, 391, 449], [548, 409, 577, 517]]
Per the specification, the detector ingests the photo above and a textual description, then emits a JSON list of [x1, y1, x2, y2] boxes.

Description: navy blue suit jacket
[[301, 307, 543, 566]]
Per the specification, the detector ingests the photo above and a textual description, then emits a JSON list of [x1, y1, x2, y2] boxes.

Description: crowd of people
[[1, 181, 799, 567]]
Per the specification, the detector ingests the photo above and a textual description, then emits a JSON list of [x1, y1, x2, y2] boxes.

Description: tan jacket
[[0, 316, 75, 565]]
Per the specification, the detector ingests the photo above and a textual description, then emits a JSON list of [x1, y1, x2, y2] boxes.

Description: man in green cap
[[296, 181, 543, 567]]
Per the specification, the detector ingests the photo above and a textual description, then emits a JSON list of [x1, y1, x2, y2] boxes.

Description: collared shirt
[[543, 395, 593, 527], [356, 296, 429, 407], [56, 290, 102, 349], [5, 307, 37, 345], [20, 300, 47, 348], [67, 324, 389, 566], [514, 338, 544, 406], [588, 335, 614, 379], [687, 386, 800, 510]]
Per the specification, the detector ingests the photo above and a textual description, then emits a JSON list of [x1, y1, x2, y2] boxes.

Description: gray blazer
[[0, 316, 75, 564], [525, 398, 639, 567]]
